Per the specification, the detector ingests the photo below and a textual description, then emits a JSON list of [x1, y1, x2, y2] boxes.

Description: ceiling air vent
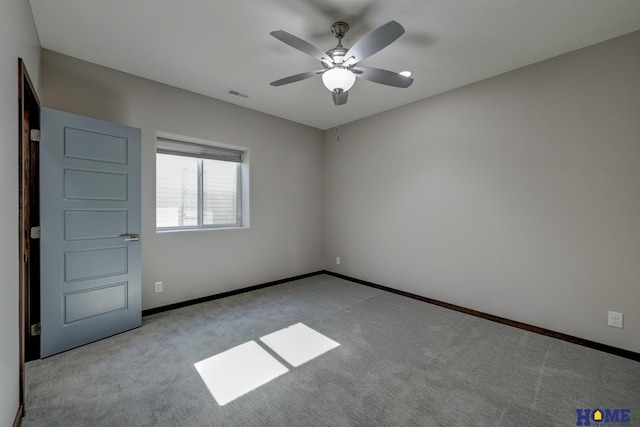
[[227, 90, 249, 98]]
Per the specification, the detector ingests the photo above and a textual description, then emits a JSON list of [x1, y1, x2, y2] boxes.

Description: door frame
[[18, 58, 40, 422]]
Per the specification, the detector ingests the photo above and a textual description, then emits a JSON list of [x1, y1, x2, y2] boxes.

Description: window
[[156, 135, 246, 230]]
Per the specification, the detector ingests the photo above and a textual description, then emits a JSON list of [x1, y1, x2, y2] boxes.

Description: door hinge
[[30, 129, 40, 142], [23, 253, 28, 263], [31, 323, 41, 336], [30, 226, 41, 239]]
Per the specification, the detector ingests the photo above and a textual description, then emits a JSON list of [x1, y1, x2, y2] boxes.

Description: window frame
[[155, 133, 248, 232]]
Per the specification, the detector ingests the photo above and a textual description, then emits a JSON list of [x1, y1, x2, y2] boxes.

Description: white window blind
[[156, 136, 244, 230], [156, 137, 243, 163]]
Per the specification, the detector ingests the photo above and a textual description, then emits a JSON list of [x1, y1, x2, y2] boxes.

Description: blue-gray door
[[40, 107, 141, 357]]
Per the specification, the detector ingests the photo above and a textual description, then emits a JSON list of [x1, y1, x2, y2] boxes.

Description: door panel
[[63, 210, 128, 240], [64, 169, 128, 200], [40, 107, 141, 357], [64, 282, 128, 323], [64, 247, 128, 282], [63, 127, 128, 164]]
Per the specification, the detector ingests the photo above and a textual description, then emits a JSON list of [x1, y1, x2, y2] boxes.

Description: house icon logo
[[592, 410, 603, 422]]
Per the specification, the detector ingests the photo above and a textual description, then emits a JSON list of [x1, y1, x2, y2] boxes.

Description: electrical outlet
[[336, 257, 341, 265], [608, 311, 623, 328], [154, 281, 163, 293]]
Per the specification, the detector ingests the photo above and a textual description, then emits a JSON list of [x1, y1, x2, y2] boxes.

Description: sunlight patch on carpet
[[260, 323, 340, 367], [194, 341, 289, 406]]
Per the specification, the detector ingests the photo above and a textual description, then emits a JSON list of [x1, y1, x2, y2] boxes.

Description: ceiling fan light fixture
[[322, 67, 356, 92]]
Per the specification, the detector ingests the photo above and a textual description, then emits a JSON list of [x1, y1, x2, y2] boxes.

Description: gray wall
[[40, 50, 325, 310], [0, 0, 40, 424], [324, 31, 640, 353]]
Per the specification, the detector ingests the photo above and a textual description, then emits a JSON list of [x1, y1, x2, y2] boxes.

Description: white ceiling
[[29, 0, 640, 130]]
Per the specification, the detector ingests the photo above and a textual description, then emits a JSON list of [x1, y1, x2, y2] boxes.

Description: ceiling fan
[[270, 20, 414, 106]]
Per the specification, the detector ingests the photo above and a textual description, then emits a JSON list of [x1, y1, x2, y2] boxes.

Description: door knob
[[120, 233, 140, 242]]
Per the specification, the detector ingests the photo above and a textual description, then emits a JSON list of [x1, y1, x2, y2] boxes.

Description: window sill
[[156, 226, 249, 234]]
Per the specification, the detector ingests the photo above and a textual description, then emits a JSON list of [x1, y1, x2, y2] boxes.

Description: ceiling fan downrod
[[331, 21, 350, 46], [326, 22, 351, 68]]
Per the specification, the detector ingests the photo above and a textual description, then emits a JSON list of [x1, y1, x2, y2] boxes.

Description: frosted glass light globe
[[322, 68, 356, 92]]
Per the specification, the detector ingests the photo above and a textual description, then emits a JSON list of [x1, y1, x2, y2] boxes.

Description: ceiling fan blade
[[352, 66, 413, 88], [332, 90, 348, 106], [270, 30, 333, 63], [270, 70, 325, 86], [345, 20, 405, 63]]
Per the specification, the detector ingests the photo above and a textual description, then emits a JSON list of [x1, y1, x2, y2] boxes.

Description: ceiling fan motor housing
[[324, 47, 349, 69]]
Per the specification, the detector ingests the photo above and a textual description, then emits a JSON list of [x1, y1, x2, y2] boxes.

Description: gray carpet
[[22, 274, 640, 426]]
